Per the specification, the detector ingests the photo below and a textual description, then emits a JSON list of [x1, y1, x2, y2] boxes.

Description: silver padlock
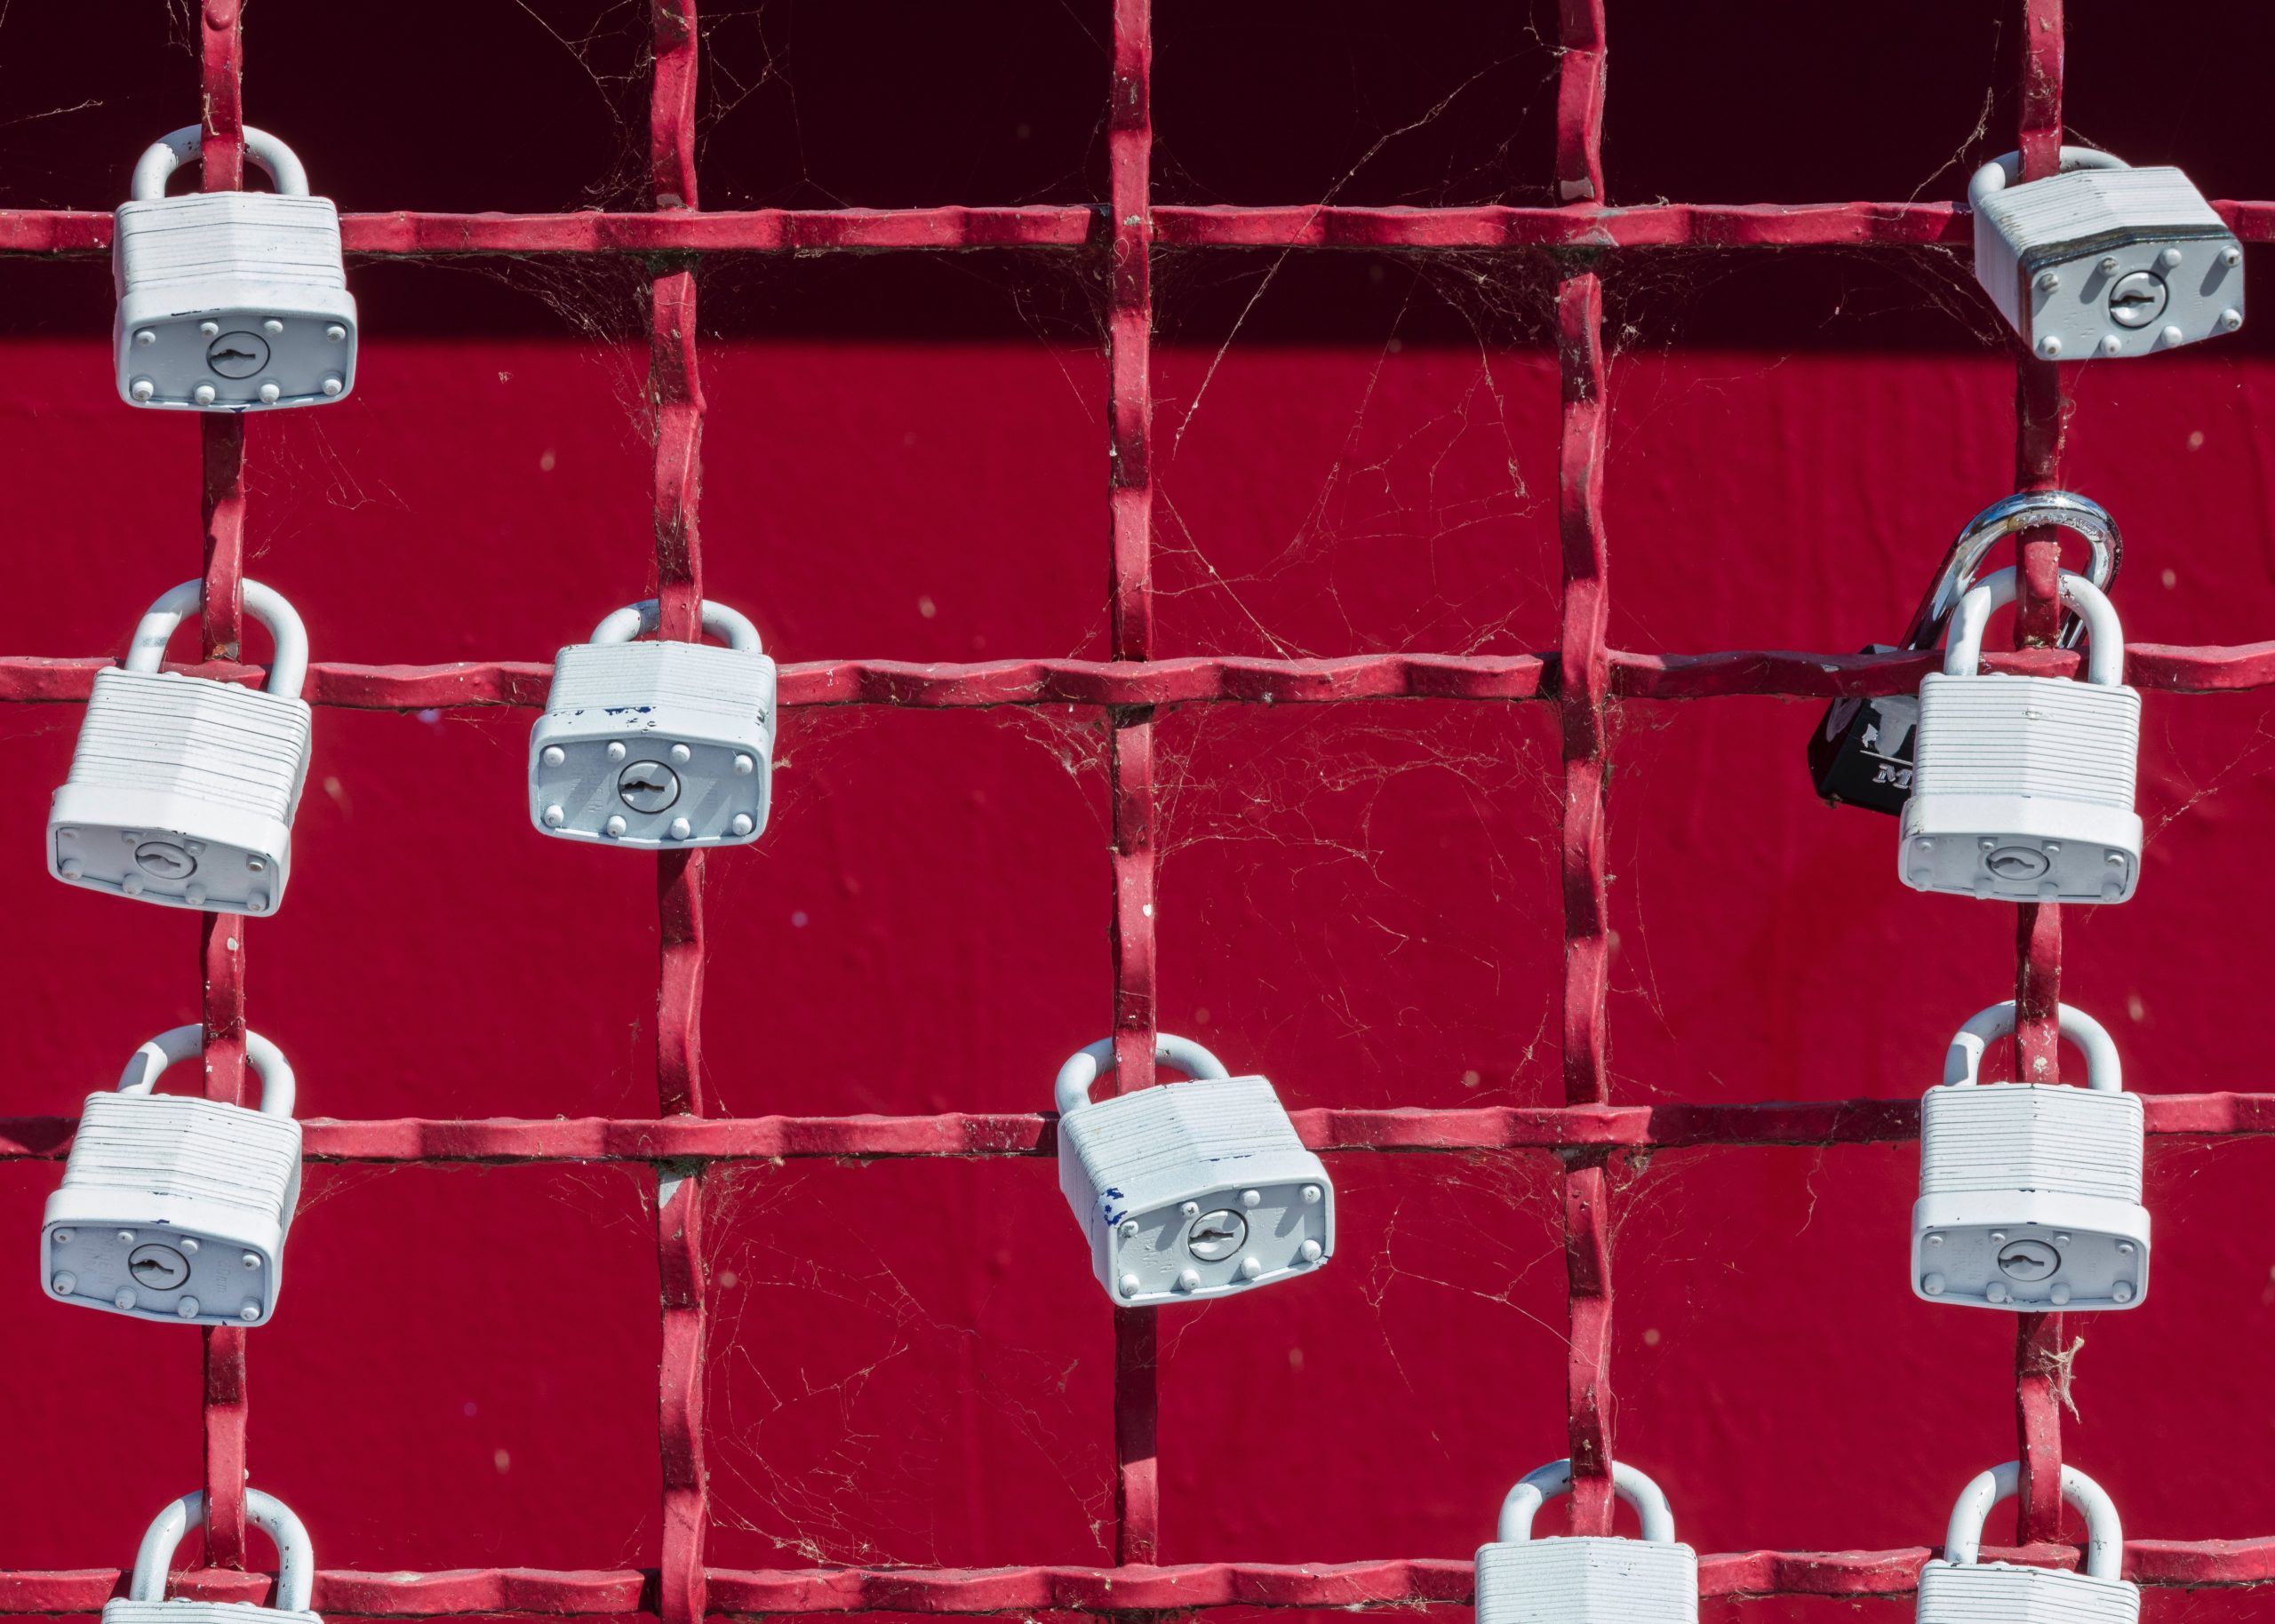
[[1475, 1459, 1697, 1624], [50, 578, 312, 915], [115, 126, 355, 410], [1914, 999, 2147, 1314], [106, 1488, 323, 1624], [1901, 564, 2141, 904], [1970, 145, 2241, 359], [45, 1025, 300, 1327], [1054, 1033, 1333, 1306], [1918, 1461, 2137, 1624], [530, 598, 776, 848]]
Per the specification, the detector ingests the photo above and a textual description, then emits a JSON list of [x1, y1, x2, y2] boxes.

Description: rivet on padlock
[[106, 1488, 323, 1624], [1054, 1033, 1333, 1307], [1917, 1461, 2137, 1623], [113, 127, 355, 411], [1475, 1459, 1697, 1624], [49, 579, 312, 914], [1902, 561, 2143, 903], [530, 598, 776, 849], [1913, 1000, 2148, 1314], [1968, 144, 2240, 358], [44, 1026, 301, 1327], [1809, 491, 2119, 814]]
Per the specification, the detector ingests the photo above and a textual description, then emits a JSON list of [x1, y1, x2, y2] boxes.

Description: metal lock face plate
[[1809, 655, 1920, 812], [114, 192, 356, 410], [107, 1601, 324, 1624], [1915, 1559, 2140, 1624], [1474, 1537, 1699, 1624]]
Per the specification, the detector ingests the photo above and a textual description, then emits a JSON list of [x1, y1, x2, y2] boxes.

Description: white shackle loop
[[589, 598, 763, 656], [1967, 145, 2128, 209], [127, 1488, 316, 1612], [1942, 1461, 2124, 1581], [1943, 567, 2125, 687], [1944, 1000, 2120, 1095], [1055, 1033, 1231, 1118], [132, 125, 311, 202], [118, 1024, 298, 1120], [1497, 1459, 1679, 1546], [124, 579, 310, 699]]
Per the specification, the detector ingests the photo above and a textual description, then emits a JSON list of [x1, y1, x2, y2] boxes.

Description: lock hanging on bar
[[45, 1025, 301, 1327], [1809, 491, 2119, 814], [106, 1488, 323, 1624], [1475, 1459, 1697, 1624], [50, 578, 313, 916], [1901, 563, 2142, 903], [1054, 1033, 1333, 1306], [530, 598, 776, 848], [1913, 1000, 2147, 1314], [114, 126, 355, 410], [1917, 1461, 2137, 1624], [1969, 144, 2241, 359]]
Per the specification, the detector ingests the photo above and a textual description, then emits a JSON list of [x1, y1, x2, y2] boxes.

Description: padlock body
[[1901, 672, 2142, 903], [530, 641, 776, 849], [1915, 1558, 2139, 1623], [1808, 651, 1919, 813], [50, 669, 310, 914], [1913, 1084, 2148, 1313], [1475, 1536, 1698, 1624], [114, 191, 356, 410], [1058, 1075, 1333, 1306], [46, 1092, 301, 1326], [1973, 166, 2241, 358], [107, 1600, 323, 1624]]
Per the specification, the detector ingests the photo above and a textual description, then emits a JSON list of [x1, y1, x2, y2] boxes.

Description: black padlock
[[1809, 490, 2120, 812]]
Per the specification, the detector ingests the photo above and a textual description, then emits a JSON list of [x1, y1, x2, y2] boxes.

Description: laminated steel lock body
[[1917, 1461, 2137, 1623], [1809, 491, 2119, 814], [1476, 1459, 1697, 1624], [108, 1488, 323, 1624], [50, 578, 312, 915], [1901, 564, 2142, 903], [114, 126, 355, 410], [45, 1025, 300, 1327], [1913, 1000, 2147, 1314], [1969, 145, 2241, 359], [530, 598, 776, 849], [1055, 1034, 1333, 1306]]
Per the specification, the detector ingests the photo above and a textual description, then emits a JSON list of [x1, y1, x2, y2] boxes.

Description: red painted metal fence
[[0, 0, 2270, 1611]]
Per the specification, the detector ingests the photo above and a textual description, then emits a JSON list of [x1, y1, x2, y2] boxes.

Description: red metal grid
[[3, 0, 2272, 1608]]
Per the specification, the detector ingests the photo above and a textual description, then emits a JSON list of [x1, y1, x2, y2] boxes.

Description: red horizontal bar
[[4, 1540, 2271, 1613], [1, 1095, 2267, 1164]]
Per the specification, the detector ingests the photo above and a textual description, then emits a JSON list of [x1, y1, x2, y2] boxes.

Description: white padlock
[[530, 598, 776, 848], [1901, 565, 2141, 904], [1969, 145, 2241, 359], [45, 1025, 300, 1327], [1917, 1461, 2137, 1624], [1055, 1033, 1332, 1306], [115, 126, 355, 410], [1475, 1459, 1697, 1624], [106, 1489, 323, 1624], [1914, 1000, 2147, 1314], [50, 578, 312, 915]]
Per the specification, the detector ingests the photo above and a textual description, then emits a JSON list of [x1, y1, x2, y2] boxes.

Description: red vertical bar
[[1553, 0, 1608, 203], [649, 9, 710, 1624], [1106, 0, 1160, 1569]]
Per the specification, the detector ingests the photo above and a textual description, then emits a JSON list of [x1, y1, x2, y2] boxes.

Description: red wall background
[[2, 4, 2273, 1622]]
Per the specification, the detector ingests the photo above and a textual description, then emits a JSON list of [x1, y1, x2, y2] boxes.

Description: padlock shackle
[[1942, 1460, 2124, 1581], [1054, 1033, 1232, 1118], [131, 125, 311, 202], [1943, 567, 2125, 687], [1497, 1458, 1678, 1546], [127, 1487, 315, 1612], [1967, 144, 2129, 209], [1944, 1000, 2120, 1094], [1899, 491, 2120, 656], [125, 578, 310, 699], [589, 598, 763, 656], [118, 1023, 298, 1119]]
